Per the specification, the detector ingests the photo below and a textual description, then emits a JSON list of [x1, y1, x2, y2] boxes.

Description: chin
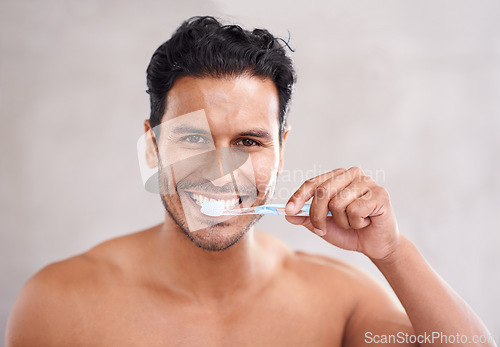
[[185, 222, 250, 251]]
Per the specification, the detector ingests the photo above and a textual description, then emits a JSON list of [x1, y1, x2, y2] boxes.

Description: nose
[[203, 146, 252, 188], [211, 147, 229, 187]]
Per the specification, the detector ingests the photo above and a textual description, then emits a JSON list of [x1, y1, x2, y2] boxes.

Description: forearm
[[372, 235, 495, 347]]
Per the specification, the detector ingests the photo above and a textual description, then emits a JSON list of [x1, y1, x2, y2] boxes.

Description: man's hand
[[285, 167, 400, 261], [285, 167, 496, 344]]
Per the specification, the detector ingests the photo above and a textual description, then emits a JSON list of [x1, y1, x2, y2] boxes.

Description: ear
[[277, 124, 291, 175], [144, 119, 159, 169]]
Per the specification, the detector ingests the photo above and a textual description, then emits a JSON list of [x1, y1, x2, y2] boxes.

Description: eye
[[182, 135, 209, 144], [236, 138, 261, 147]]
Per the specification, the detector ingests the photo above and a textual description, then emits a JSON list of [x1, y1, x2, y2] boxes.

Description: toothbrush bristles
[[200, 201, 225, 217]]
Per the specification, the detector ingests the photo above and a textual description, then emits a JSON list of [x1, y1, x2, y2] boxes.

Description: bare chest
[[73, 288, 346, 347]]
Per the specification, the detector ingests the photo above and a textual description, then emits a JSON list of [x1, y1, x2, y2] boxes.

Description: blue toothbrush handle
[[254, 204, 332, 216]]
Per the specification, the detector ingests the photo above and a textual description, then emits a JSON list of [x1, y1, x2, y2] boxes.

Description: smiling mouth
[[185, 191, 245, 211]]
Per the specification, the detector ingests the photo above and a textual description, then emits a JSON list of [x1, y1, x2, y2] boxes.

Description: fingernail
[[286, 202, 295, 212], [313, 228, 326, 236]]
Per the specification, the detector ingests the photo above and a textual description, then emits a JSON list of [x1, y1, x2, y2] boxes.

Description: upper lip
[[184, 190, 248, 200]]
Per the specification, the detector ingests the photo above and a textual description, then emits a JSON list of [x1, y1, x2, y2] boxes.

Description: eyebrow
[[238, 129, 273, 141], [171, 125, 211, 135]]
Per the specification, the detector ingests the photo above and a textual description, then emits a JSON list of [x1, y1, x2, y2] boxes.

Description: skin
[[5, 75, 495, 346]]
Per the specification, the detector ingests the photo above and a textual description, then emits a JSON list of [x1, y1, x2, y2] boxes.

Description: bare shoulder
[[283, 249, 384, 293], [281, 249, 406, 313], [5, 225, 157, 346], [5, 253, 94, 345], [281, 250, 414, 344], [255, 230, 390, 297]]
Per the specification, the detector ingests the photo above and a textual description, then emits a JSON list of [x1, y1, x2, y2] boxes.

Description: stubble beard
[[160, 192, 263, 252]]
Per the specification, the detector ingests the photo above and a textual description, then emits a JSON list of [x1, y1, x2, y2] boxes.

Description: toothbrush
[[200, 201, 332, 217]]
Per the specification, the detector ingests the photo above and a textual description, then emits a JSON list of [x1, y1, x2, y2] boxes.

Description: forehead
[[162, 75, 280, 136]]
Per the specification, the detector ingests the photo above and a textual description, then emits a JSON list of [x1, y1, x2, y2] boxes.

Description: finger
[[309, 184, 332, 234], [285, 169, 346, 215], [284, 215, 309, 226], [346, 186, 388, 229], [326, 175, 375, 230], [309, 167, 368, 231], [284, 215, 326, 237]]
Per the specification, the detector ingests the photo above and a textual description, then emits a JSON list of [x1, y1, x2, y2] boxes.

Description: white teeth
[[188, 192, 240, 210]]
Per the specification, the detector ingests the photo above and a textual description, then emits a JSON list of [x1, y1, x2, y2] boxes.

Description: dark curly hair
[[146, 16, 296, 144]]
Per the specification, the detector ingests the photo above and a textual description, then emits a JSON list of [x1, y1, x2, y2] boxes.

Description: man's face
[[148, 75, 286, 251]]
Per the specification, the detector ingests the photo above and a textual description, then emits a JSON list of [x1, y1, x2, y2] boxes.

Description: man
[[6, 16, 495, 346]]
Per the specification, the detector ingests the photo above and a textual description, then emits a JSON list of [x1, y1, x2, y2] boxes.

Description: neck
[[151, 212, 272, 302]]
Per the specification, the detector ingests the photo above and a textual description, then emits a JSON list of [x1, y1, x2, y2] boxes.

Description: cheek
[[251, 151, 280, 192]]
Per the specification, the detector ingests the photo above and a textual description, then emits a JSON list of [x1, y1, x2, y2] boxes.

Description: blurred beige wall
[[1, 0, 499, 341]]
